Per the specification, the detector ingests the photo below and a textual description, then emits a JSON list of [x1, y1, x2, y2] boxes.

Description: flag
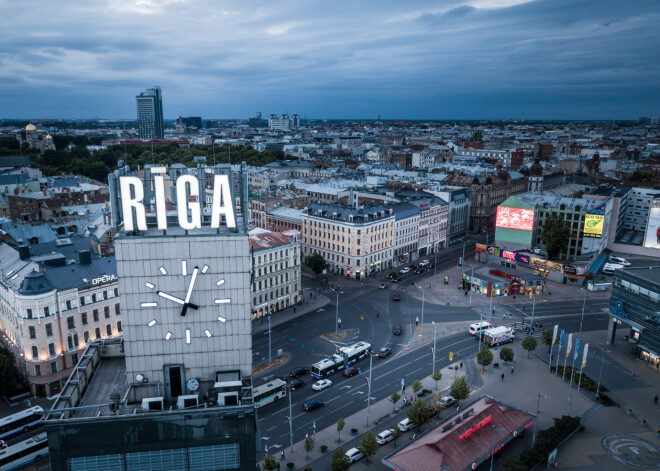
[[286, 416, 290, 424], [552, 325, 558, 346], [566, 333, 573, 358], [581, 343, 589, 369], [574, 338, 580, 363], [430, 347, 435, 358], [559, 329, 565, 349], [366, 377, 370, 388]]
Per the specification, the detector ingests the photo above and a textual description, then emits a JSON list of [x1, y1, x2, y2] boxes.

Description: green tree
[[336, 418, 345, 443], [305, 253, 329, 275], [542, 328, 554, 352], [522, 335, 538, 358], [477, 345, 493, 371], [331, 447, 351, 471], [431, 369, 442, 390], [304, 436, 315, 460], [407, 398, 432, 431], [450, 375, 470, 406], [358, 432, 378, 464], [500, 346, 514, 365], [390, 426, 402, 446], [540, 214, 571, 259], [263, 454, 277, 471], [411, 379, 423, 395], [629, 169, 654, 182], [389, 391, 401, 413]]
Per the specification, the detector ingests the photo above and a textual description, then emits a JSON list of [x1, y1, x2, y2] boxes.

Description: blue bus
[[0, 407, 45, 441]]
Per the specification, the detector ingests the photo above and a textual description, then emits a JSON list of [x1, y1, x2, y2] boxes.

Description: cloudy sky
[[1, 0, 659, 120]]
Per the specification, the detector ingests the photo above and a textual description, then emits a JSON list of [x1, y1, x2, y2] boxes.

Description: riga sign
[[119, 170, 236, 231]]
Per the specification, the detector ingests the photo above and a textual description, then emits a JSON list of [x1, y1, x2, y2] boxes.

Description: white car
[[397, 418, 414, 432], [609, 257, 631, 266], [376, 429, 395, 445], [345, 447, 364, 463], [400, 267, 410, 274], [419, 260, 430, 267], [311, 379, 332, 391]]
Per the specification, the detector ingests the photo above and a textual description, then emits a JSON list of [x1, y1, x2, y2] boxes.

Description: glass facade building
[[136, 86, 164, 139]]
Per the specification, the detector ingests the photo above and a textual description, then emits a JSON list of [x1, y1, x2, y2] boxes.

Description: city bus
[[252, 379, 287, 408], [0, 407, 45, 441], [0, 432, 49, 471], [311, 341, 371, 378]]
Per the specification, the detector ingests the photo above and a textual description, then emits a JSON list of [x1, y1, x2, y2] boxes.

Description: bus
[[252, 379, 287, 409], [0, 407, 45, 441], [0, 432, 49, 471], [311, 341, 371, 379]]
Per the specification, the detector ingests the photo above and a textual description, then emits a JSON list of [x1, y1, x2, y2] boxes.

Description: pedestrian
[[511, 367, 514, 374], [549, 291, 552, 296], [416, 316, 419, 327], [410, 396, 414, 404], [460, 362, 463, 369], [376, 312, 379, 318], [501, 373, 505, 381], [256, 464, 261, 471], [523, 305, 526, 311], [403, 397, 407, 406], [513, 295, 516, 300], [655, 395, 658, 405], [281, 451, 285, 461], [293, 308, 296, 313], [465, 290, 468, 297], [260, 317, 263, 325]]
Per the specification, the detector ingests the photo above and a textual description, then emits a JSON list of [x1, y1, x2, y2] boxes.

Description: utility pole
[[268, 314, 272, 364], [366, 354, 374, 427], [461, 240, 466, 268], [335, 289, 339, 336], [419, 286, 425, 326], [532, 393, 547, 447], [288, 386, 293, 453], [490, 425, 504, 471], [432, 321, 437, 375], [469, 267, 473, 305]]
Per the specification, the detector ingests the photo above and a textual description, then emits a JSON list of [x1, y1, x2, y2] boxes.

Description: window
[[104, 291, 108, 300], [95, 327, 101, 339], [117, 321, 122, 333], [104, 306, 110, 318], [50, 361, 58, 374], [27, 308, 33, 319], [84, 330, 89, 343], [80, 296, 85, 306], [71, 353, 79, 366], [67, 317, 75, 329], [91, 293, 96, 303], [68, 335, 74, 351], [34, 364, 41, 376], [66, 300, 72, 310], [74, 332, 79, 347], [115, 304, 120, 315], [48, 343, 56, 357], [45, 323, 53, 337], [44, 306, 50, 317], [93, 310, 99, 322], [106, 324, 112, 336], [82, 313, 88, 325], [114, 288, 118, 297], [31, 345, 38, 359], [29, 326, 36, 339]]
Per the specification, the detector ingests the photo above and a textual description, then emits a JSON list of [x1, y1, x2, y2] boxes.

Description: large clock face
[[140, 260, 230, 343]]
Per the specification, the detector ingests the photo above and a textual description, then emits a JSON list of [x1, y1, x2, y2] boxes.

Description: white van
[[468, 321, 493, 336], [608, 257, 630, 266], [603, 263, 624, 275]]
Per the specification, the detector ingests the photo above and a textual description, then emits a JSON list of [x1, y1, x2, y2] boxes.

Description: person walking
[[376, 312, 379, 318], [655, 395, 658, 405], [415, 316, 419, 327], [338, 318, 342, 329], [460, 362, 463, 369], [280, 451, 285, 461], [511, 367, 514, 374], [501, 373, 505, 381]]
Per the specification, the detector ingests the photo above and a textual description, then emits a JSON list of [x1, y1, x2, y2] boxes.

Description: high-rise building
[[136, 86, 164, 139]]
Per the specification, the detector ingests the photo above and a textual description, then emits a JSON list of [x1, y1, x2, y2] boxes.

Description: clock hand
[[157, 291, 185, 305], [182, 267, 199, 317]]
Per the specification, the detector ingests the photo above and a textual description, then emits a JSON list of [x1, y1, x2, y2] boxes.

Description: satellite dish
[[187, 379, 199, 392], [135, 374, 144, 382]]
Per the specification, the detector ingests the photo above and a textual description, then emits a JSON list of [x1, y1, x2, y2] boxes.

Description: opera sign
[[84, 274, 118, 287], [119, 169, 236, 231]]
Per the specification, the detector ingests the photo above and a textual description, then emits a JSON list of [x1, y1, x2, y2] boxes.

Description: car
[[312, 379, 333, 391], [397, 418, 414, 432], [0, 439, 6, 450], [376, 429, 395, 445], [468, 321, 493, 336], [287, 379, 305, 390], [400, 267, 410, 274], [387, 272, 396, 280], [438, 395, 457, 408], [429, 406, 440, 417], [289, 367, 309, 378], [414, 269, 424, 274], [392, 295, 401, 301], [343, 366, 360, 377], [345, 447, 364, 463], [392, 277, 402, 283], [302, 399, 324, 411], [609, 256, 631, 266], [378, 282, 388, 289], [392, 326, 402, 335], [419, 260, 430, 267], [378, 347, 392, 358], [410, 264, 418, 270]]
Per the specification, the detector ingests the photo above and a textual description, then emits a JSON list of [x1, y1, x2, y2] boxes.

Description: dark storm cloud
[[0, 0, 658, 119]]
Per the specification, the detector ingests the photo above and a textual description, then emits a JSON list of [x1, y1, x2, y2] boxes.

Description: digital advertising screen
[[495, 207, 535, 231], [583, 213, 605, 238], [643, 198, 660, 249]]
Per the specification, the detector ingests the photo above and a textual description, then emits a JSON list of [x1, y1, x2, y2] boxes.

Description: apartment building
[[267, 206, 304, 233], [391, 203, 420, 266], [301, 202, 395, 278], [426, 185, 471, 245], [411, 197, 449, 256]]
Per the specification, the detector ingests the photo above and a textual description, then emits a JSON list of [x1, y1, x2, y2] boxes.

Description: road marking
[[340, 385, 352, 390], [269, 444, 282, 449], [261, 436, 270, 440], [266, 426, 277, 432], [354, 391, 365, 395]]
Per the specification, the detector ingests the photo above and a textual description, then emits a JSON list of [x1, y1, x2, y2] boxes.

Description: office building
[[136, 86, 164, 139]]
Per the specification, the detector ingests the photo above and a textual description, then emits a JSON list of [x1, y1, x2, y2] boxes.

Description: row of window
[[253, 283, 298, 305], [30, 323, 122, 362], [24, 288, 119, 319], [615, 279, 660, 302]]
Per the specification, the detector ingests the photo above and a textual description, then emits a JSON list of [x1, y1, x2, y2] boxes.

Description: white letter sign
[[120, 176, 147, 231], [211, 175, 236, 228], [176, 175, 202, 230]]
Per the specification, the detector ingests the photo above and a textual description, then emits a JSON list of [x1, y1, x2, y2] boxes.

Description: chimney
[[18, 245, 30, 261], [79, 250, 92, 265]]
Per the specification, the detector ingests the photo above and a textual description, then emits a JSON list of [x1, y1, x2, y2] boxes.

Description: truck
[[482, 326, 515, 347]]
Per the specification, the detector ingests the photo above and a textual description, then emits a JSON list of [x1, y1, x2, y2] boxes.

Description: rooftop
[[248, 228, 295, 251], [617, 266, 660, 286]]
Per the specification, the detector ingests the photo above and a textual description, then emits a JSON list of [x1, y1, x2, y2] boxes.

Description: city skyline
[[1, 0, 660, 120]]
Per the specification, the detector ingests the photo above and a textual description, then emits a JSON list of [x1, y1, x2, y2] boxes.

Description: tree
[[629, 169, 654, 182], [358, 432, 378, 464], [305, 253, 329, 275], [390, 426, 402, 446], [304, 436, 315, 460], [331, 447, 351, 471], [540, 214, 571, 259], [500, 347, 514, 365], [407, 398, 432, 431], [389, 391, 401, 413], [522, 335, 538, 358], [411, 379, 423, 395], [450, 375, 470, 405], [431, 369, 442, 390], [263, 454, 277, 471], [336, 418, 345, 443], [542, 328, 554, 352], [477, 345, 493, 371]]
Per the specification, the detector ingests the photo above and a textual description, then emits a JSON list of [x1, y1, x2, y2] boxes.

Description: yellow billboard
[[583, 213, 604, 238]]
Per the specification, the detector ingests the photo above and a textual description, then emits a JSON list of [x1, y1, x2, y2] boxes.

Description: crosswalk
[[367, 280, 408, 293]]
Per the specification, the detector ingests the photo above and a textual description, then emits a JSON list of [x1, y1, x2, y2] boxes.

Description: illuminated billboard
[[583, 204, 606, 238], [643, 197, 660, 249], [496, 207, 535, 231]]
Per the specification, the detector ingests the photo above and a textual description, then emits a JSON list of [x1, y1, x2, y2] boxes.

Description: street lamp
[[432, 321, 437, 375], [490, 425, 505, 471], [365, 352, 376, 427], [418, 285, 425, 327], [532, 393, 548, 447], [596, 346, 611, 398], [334, 289, 339, 336]]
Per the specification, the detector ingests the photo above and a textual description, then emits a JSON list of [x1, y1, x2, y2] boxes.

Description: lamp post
[[596, 346, 610, 398], [490, 425, 505, 471], [488, 288, 494, 322], [461, 240, 466, 267], [288, 386, 293, 453], [469, 267, 473, 305], [366, 353, 375, 427], [432, 321, 437, 375], [418, 285, 425, 326], [530, 295, 536, 332], [268, 314, 272, 364], [568, 291, 586, 416], [532, 393, 548, 447], [434, 251, 438, 282], [335, 289, 339, 336]]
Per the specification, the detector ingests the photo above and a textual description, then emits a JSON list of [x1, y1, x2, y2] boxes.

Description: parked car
[[289, 367, 309, 378], [410, 264, 418, 270], [345, 447, 364, 463], [400, 267, 410, 274], [414, 268, 424, 274], [312, 379, 333, 391], [397, 418, 414, 432], [609, 256, 631, 266], [287, 379, 305, 390], [429, 406, 440, 417], [392, 295, 401, 301], [343, 366, 360, 377], [438, 395, 457, 408], [378, 347, 392, 358], [302, 399, 324, 411], [378, 283, 388, 289], [376, 429, 395, 445], [392, 277, 402, 283], [387, 272, 397, 280], [419, 260, 430, 267], [392, 326, 402, 335]]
